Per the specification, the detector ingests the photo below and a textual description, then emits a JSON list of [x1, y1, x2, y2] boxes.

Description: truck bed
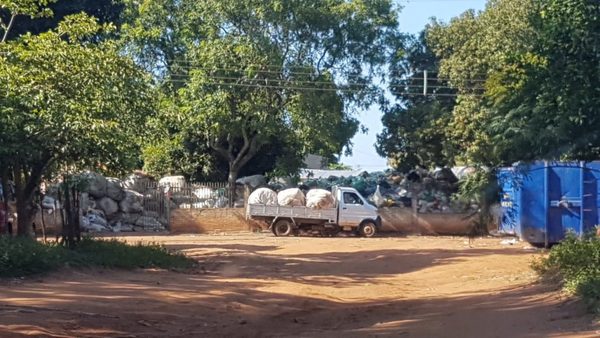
[[247, 204, 337, 223]]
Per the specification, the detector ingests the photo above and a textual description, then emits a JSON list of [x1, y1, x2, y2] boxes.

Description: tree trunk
[[15, 194, 35, 237], [227, 168, 238, 208], [61, 176, 81, 249], [8, 155, 52, 238], [39, 198, 47, 243], [14, 168, 37, 237], [0, 166, 10, 234]]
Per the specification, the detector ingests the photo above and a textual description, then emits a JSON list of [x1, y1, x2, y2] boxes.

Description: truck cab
[[333, 186, 380, 236]]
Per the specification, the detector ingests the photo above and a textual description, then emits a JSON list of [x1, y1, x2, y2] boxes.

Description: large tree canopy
[[425, 0, 600, 167], [0, 7, 154, 237], [376, 33, 457, 171], [124, 0, 401, 201]]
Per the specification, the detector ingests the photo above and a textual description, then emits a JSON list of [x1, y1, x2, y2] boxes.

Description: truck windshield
[[343, 192, 363, 205]]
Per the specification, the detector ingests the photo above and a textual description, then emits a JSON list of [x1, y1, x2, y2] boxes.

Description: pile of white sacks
[[77, 172, 167, 233], [248, 187, 335, 209]]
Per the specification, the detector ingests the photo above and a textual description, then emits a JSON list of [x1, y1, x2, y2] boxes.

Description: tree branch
[[316, 45, 330, 76], [232, 125, 252, 169], [1, 14, 17, 43], [210, 137, 232, 162], [23, 152, 53, 200], [238, 134, 261, 169]]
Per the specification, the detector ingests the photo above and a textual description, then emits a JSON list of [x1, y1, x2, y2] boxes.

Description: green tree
[[0, 7, 153, 240], [427, 0, 600, 166], [2, 0, 124, 41], [124, 0, 400, 202], [426, 0, 539, 166], [486, 0, 600, 162], [376, 33, 457, 171], [0, 0, 53, 42]]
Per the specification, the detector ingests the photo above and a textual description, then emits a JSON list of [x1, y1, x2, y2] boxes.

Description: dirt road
[[1, 234, 598, 337]]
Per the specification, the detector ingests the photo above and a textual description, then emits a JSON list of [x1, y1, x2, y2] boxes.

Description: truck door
[[338, 191, 368, 226]]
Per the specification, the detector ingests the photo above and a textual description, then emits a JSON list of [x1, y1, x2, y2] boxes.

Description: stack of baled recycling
[[248, 188, 335, 209]]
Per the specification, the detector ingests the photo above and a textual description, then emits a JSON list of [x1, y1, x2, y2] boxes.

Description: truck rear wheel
[[273, 219, 293, 237], [359, 221, 377, 238]]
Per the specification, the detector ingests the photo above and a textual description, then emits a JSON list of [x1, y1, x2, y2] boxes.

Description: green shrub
[[533, 233, 600, 313], [0, 236, 66, 277], [69, 237, 195, 270], [0, 236, 195, 277]]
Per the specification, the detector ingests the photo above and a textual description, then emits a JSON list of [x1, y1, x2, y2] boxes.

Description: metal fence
[[139, 182, 170, 227], [163, 181, 233, 209]]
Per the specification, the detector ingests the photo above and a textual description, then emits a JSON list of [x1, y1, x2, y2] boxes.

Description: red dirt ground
[[1, 234, 598, 337]]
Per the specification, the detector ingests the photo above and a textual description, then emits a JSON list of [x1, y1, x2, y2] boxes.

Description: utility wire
[[161, 62, 489, 82], [165, 79, 483, 97], [142, 57, 491, 78], [165, 74, 484, 90], [159, 58, 490, 75]]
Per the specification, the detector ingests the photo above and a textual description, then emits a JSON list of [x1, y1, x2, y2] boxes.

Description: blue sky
[[340, 0, 488, 171]]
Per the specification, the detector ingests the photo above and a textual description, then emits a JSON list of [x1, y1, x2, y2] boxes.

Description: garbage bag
[[372, 185, 385, 208], [277, 188, 306, 207], [306, 189, 335, 209], [248, 187, 278, 205]]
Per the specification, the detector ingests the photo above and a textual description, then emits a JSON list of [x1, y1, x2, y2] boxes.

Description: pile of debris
[[75, 172, 168, 233], [298, 167, 479, 213]]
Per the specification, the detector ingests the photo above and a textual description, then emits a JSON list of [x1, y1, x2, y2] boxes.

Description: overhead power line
[[166, 79, 483, 97], [162, 62, 489, 82], [166, 74, 485, 90]]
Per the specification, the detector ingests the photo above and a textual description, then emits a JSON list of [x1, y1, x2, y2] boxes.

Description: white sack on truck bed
[[306, 189, 335, 209], [277, 188, 306, 207], [248, 187, 278, 205]]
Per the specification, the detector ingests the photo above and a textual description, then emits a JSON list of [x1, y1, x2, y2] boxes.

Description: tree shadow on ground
[[165, 242, 534, 286], [0, 237, 594, 337], [0, 269, 595, 338]]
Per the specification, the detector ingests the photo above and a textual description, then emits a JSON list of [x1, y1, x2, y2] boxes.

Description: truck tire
[[273, 219, 293, 237], [359, 221, 377, 238]]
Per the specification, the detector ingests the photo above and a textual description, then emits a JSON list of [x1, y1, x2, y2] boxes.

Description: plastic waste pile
[[300, 167, 479, 213]]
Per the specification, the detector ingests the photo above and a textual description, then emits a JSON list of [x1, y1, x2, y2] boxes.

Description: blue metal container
[[498, 161, 600, 245]]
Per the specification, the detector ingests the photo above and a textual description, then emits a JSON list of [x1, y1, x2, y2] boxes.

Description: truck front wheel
[[273, 219, 293, 237], [359, 221, 377, 238]]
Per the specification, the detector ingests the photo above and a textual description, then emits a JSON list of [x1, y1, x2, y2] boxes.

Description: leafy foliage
[[0, 236, 65, 277], [486, 0, 600, 162], [426, 0, 600, 166], [1, 0, 124, 41], [0, 237, 195, 277], [70, 237, 195, 270], [0, 0, 54, 42], [376, 33, 457, 171], [0, 5, 154, 236], [533, 233, 600, 313], [123, 0, 400, 193], [426, 0, 539, 166]]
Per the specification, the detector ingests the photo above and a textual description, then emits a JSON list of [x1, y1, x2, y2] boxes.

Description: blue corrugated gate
[[499, 161, 600, 245]]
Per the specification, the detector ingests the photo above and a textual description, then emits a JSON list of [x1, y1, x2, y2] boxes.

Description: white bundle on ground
[[306, 189, 335, 209], [248, 187, 278, 205], [277, 188, 306, 207]]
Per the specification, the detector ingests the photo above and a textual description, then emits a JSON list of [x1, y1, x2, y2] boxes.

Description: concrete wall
[[25, 206, 484, 236], [169, 206, 482, 236], [379, 207, 480, 235], [170, 208, 263, 234]]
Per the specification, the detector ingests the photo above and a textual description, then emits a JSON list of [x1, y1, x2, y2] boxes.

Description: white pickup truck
[[246, 186, 381, 237]]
